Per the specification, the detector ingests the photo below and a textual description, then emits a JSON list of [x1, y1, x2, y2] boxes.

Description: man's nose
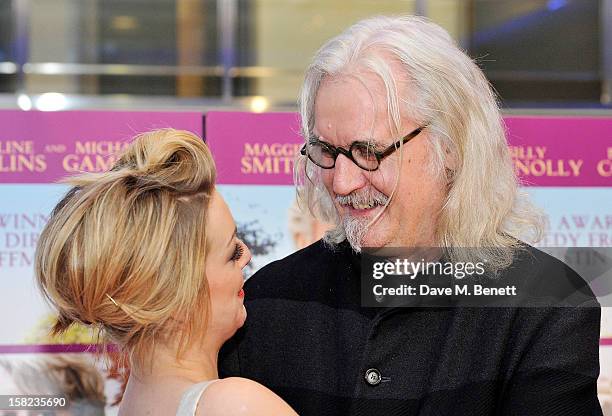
[[332, 153, 368, 196]]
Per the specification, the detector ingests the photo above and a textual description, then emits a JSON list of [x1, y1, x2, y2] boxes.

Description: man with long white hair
[[220, 15, 601, 415]]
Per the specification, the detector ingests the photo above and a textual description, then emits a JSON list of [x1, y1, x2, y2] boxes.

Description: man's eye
[[319, 143, 336, 157], [231, 242, 244, 262], [353, 144, 378, 160]]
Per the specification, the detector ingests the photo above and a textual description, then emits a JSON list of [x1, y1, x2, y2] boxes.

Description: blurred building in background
[[0, 0, 610, 112]]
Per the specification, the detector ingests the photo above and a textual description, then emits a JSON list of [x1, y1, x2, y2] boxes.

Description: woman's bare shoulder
[[196, 377, 297, 416]]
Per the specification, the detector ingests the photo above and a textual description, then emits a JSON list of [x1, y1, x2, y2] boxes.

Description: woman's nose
[[241, 244, 252, 269]]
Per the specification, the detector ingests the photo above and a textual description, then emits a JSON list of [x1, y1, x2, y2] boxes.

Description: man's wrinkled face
[[313, 72, 446, 250]]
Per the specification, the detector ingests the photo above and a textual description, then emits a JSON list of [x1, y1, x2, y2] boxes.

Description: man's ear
[[445, 169, 456, 188], [443, 145, 457, 184]]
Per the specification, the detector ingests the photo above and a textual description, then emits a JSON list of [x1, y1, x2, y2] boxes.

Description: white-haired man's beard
[[328, 189, 389, 252]]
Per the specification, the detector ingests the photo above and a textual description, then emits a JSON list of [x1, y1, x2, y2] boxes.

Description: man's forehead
[[313, 66, 414, 143], [314, 77, 391, 140]]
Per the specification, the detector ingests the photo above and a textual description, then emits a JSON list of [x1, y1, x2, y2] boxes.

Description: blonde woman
[[35, 129, 297, 416]]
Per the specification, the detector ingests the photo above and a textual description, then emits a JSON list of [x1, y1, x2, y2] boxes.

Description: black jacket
[[219, 240, 602, 415]]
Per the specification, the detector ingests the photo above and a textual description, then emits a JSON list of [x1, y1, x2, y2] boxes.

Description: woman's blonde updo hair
[[35, 129, 216, 369]]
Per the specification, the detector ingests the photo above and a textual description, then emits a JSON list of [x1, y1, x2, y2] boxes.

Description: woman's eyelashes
[[230, 241, 244, 262]]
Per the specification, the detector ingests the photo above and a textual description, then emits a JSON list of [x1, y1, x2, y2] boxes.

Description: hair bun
[[115, 129, 216, 195], [36, 128, 217, 368]]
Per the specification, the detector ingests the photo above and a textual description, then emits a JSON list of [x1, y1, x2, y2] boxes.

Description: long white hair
[[295, 15, 544, 270]]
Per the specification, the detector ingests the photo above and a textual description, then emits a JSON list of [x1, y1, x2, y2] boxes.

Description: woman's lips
[[238, 289, 245, 298]]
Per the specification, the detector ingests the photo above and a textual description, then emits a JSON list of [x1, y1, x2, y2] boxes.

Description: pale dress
[[175, 380, 219, 416]]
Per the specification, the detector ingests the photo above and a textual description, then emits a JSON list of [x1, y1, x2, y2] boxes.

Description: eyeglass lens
[[307, 141, 380, 170]]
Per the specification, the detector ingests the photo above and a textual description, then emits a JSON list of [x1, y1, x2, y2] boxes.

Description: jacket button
[[365, 368, 382, 386]]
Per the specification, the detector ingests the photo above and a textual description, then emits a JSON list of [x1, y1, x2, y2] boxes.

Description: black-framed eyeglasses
[[300, 126, 426, 171]]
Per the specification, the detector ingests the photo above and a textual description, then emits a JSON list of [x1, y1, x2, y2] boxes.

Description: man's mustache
[[335, 190, 389, 208]]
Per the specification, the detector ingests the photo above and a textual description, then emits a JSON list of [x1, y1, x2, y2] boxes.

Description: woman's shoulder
[[196, 377, 297, 416]]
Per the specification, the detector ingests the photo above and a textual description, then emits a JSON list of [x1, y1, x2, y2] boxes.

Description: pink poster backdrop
[[206, 112, 612, 186], [506, 116, 612, 187], [205, 111, 302, 185], [0, 110, 203, 184]]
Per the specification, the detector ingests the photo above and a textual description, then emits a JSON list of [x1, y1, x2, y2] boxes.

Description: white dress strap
[[176, 380, 219, 416]]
